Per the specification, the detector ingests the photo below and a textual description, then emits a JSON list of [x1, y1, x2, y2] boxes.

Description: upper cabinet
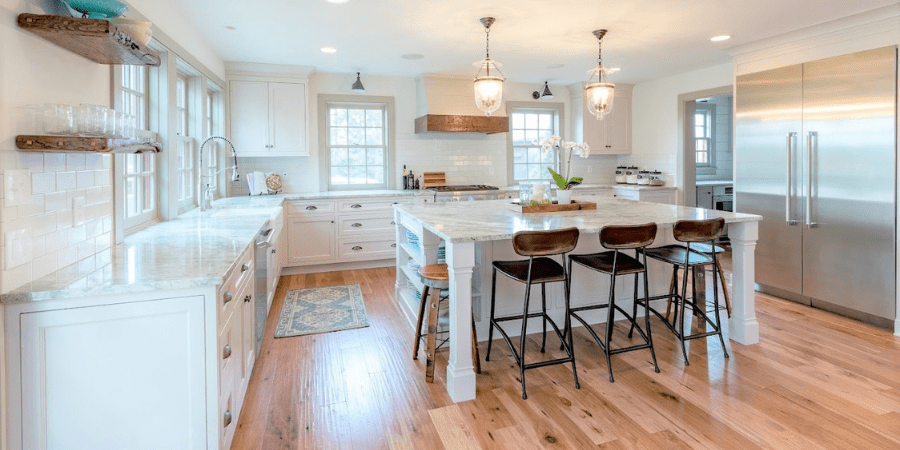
[[227, 65, 310, 157], [570, 83, 633, 155]]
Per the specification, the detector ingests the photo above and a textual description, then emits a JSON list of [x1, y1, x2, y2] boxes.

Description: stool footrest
[[523, 357, 576, 370]]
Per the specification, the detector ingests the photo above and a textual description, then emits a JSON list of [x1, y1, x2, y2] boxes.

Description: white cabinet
[[613, 187, 676, 204], [570, 83, 633, 154], [229, 80, 308, 157], [287, 217, 337, 264], [18, 296, 207, 450]]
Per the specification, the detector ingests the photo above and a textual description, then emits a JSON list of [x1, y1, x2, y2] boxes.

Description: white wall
[[619, 63, 733, 193], [230, 72, 620, 195]]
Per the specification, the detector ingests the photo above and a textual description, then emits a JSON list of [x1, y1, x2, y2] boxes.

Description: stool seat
[[570, 251, 645, 275], [493, 257, 565, 283], [645, 245, 713, 266], [678, 243, 726, 254]]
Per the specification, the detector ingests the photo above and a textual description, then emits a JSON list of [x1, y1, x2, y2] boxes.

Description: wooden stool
[[568, 223, 660, 382], [411, 264, 481, 383]]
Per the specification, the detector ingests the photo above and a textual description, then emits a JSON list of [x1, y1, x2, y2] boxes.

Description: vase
[[557, 189, 573, 205]]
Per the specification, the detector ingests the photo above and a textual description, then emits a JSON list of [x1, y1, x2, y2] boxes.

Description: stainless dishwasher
[[254, 226, 274, 353]]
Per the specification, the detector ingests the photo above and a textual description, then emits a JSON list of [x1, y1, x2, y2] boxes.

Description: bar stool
[[663, 243, 732, 320], [642, 218, 729, 365], [485, 227, 581, 399], [411, 263, 481, 383], [568, 223, 660, 382]]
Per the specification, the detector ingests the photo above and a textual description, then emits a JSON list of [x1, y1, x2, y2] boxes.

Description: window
[[695, 105, 715, 167], [203, 87, 221, 192], [118, 65, 157, 230], [326, 103, 388, 189], [510, 108, 559, 182], [175, 72, 196, 211]]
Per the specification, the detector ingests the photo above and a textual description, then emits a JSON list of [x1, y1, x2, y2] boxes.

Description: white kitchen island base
[[395, 196, 762, 403]]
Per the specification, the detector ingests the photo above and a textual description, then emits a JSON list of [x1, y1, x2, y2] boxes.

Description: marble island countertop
[[1, 203, 283, 304], [394, 195, 761, 244], [499, 184, 677, 192]]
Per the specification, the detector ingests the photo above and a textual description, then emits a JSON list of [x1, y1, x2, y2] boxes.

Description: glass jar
[[649, 171, 666, 186], [637, 170, 651, 185], [625, 166, 639, 184], [42, 104, 75, 135], [77, 104, 108, 137]]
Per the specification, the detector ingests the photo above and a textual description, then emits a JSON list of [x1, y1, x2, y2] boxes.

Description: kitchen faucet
[[199, 136, 240, 211]]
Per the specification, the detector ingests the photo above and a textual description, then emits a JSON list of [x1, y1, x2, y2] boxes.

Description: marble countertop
[[215, 189, 420, 206], [395, 195, 761, 244], [500, 184, 676, 192], [695, 180, 734, 187]]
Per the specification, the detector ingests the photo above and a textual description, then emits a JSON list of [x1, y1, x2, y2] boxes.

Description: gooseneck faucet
[[199, 136, 239, 211]]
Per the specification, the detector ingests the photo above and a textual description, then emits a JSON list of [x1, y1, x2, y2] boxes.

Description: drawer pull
[[352, 246, 363, 251], [350, 204, 362, 208], [305, 205, 317, 210], [244, 294, 252, 303], [223, 345, 232, 359], [391, 243, 397, 248], [351, 223, 362, 228], [392, 202, 399, 205], [271, 248, 276, 254], [241, 263, 250, 272], [223, 291, 233, 304], [224, 410, 233, 428], [391, 221, 396, 225]]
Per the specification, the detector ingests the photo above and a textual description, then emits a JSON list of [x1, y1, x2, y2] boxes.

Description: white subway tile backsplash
[[72, 196, 85, 226], [5, 228, 32, 269], [66, 153, 86, 171], [31, 212, 57, 237], [85, 218, 103, 239], [17, 193, 44, 218], [94, 169, 110, 186], [57, 171, 77, 191], [69, 224, 86, 243], [85, 186, 102, 205], [57, 245, 77, 268], [45, 192, 67, 213], [45, 229, 68, 253], [5, 169, 32, 207], [56, 209, 73, 230], [76, 171, 93, 188], [18, 153, 43, 172], [85, 153, 104, 170], [31, 172, 56, 194], [76, 239, 95, 260], [44, 153, 67, 172], [32, 235, 46, 258], [96, 232, 111, 252], [32, 252, 57, 280]]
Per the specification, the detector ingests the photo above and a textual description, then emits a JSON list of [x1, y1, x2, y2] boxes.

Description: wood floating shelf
[[16, 135, 161, 154], [17, 14, 161, 66], [414, 114, 509, 134]]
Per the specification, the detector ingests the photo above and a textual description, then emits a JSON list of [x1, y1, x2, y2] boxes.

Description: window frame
[[505, 102, 565, 185], [114, 64, 159, 232], [318, 94, 396, 191], [694, 103, 716, 168], [203, 84, 224, 195]]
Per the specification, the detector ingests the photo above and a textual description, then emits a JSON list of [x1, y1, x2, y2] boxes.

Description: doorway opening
[[677, 85, 732, 207]]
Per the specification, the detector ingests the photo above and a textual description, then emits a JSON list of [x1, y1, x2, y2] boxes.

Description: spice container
[[649, 170, 666, 186], [637, 170, 651, 185], [615, 166, 627, 184], [625, 166, 639, 184]]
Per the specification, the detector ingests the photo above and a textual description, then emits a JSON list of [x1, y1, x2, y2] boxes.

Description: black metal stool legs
[[563, 259, 580, 390], [712, 252, 729, 359], [485, 268, 498, 361]]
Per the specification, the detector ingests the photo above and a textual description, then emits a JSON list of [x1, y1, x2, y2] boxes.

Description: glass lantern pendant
[[474, 17, 505, 116], [584, 29, 615, 120]]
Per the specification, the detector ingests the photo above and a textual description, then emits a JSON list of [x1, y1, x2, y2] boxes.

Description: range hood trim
[[414, 114, 509, 135]]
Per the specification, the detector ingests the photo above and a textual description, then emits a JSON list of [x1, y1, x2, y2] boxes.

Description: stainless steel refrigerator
[[734, 46, 897, 326]]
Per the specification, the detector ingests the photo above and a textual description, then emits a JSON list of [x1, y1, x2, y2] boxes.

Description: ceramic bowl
[[62, 0, 129, 20]]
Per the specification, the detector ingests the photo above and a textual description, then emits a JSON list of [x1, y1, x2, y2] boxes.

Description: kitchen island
[[394, 195, 762, 402]]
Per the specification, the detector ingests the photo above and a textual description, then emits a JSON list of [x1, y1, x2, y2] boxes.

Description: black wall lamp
[[532, 81, 553, 99]]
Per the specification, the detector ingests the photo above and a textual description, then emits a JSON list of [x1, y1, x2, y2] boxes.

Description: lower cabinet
[[613, 188, 676, 204], [17, 296, 207, 450], [287, 217, 336, 264]]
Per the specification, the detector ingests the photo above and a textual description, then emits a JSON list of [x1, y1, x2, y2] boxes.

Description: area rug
[[274, 284, 369, 338]]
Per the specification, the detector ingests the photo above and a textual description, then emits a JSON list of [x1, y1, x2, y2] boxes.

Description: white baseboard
[[281, 259, 394, 275], [895, 319, 900, 337]]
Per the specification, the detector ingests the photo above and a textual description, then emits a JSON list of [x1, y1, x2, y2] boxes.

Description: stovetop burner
[[430, 185, 499, 192]]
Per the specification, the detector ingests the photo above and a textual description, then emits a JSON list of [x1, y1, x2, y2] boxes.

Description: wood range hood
[[414, 75, 509, 135]]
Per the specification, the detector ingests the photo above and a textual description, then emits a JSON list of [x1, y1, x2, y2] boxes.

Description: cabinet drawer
[[219, 388, 236, 450], [218, 282, 238, 328], [338, 198, 411, 214], [218, 315, 239, 397], [338, 215, 396, 236], [286, 200, 336, 216], [338, 238, 397, 261], [613, 189, 640, 201]]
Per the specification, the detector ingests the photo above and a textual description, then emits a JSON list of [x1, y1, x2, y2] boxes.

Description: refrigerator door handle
[[805, 131, 819, 229], [786, 132, 798, 225]]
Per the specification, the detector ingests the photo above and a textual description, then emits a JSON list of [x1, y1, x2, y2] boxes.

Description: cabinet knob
[[351, 223, 362, 228], [224, 410, 233, 428], [244, 294, 252, 303], [241, 263, 250, 272], [223, 345, 232, 359], [390, 221, 396, 225], [223, 291, 233, 304], [352, 246, 363, 251], [391, 243, 397, 248], [350, 204, 362, 208], [271, 248, 276, 254], [305, 205, 317, 210]]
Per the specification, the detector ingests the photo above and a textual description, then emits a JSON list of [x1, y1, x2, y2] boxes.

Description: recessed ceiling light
[[401, 54, 424, 60], [320, 46, 337, 54], [710, 35, 732, 42], [225, 26, 236, 30], [546, 63, 564, 69], [326, 0, 349, 3]]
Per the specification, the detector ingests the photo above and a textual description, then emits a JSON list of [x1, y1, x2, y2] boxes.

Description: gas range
[[427, 185, 512, 202]]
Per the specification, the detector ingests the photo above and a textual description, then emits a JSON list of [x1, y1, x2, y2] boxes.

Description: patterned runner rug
[[274, 284, 369, 338]]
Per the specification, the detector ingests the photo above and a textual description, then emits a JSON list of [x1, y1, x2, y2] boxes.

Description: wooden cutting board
[[423, 172, 446, 188]]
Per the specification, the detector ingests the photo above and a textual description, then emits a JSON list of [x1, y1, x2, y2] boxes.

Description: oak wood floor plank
[[428, 404, 481, 450]]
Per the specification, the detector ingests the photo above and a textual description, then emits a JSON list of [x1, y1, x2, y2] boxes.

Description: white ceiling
[[159, 0, 896, 84]]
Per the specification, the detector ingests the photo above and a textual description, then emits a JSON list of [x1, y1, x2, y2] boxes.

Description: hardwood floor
[[232, 264, 900, 449]]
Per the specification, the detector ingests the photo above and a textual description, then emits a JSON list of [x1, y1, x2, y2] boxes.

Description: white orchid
[[537, 135, 591, 190]]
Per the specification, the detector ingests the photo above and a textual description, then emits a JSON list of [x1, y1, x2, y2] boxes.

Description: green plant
[[548, 168, 583, 190]]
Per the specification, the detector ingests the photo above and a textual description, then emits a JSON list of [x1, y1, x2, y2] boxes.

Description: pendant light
[[351, 72, 366, 93], [584, 29, 615, 120], [473, 17, 505, 116]]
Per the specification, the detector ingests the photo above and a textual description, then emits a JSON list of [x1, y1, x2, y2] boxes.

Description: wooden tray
[[506, 200, 597, 213]]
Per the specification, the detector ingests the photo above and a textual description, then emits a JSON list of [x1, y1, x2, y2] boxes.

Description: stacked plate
[[437, 242, 446, 264], [406, 231, 420, 250]]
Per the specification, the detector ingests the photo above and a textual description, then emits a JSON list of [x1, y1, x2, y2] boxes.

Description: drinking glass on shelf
[[77, 104, 108, 137], [115, 111, 127, 138], [125, 114, 137, 139], [42, 104, 75, 135], [106, 109, 117, 138]]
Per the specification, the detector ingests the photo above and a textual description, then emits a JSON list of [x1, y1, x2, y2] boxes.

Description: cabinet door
[[581, 99, 608, 153], [605, 95, 631, 154], [20, 297, 206, 450], [269, 82, 308, 156], [287, 218, 336, 265], [230, 80, 270, 155], [240, 284, 255, 396]]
